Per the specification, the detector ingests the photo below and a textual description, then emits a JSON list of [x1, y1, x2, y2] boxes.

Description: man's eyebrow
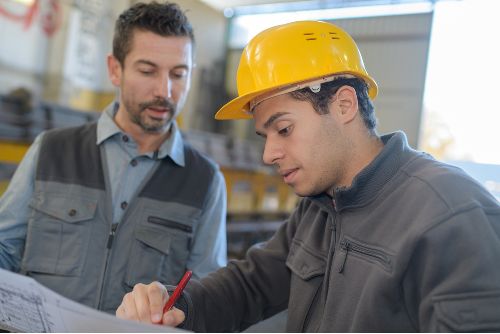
[[263, 112, 289, 129], [255, 112, 289, 137], [134, 59, 157, 67], [171, 64, 190, 70], [135, 60, 190, 71]]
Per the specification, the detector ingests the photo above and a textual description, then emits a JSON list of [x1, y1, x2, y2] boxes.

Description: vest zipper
[[107, 223, 119, 249], [338, 238, 392, 273], [97, 222, 120, 309]]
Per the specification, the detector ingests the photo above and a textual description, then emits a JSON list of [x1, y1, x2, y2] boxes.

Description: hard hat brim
[[215, 87, 276, 120], [215, 74, 378, 120]]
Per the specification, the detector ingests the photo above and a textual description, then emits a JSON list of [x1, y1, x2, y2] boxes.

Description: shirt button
[[122, 135, 129, 142], [120, 201, 128, 210], [68, 209, 77, 217], [130, 159, 138, 167]]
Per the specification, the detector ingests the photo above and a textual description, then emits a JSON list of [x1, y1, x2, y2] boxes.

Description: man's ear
[[107, 54, 122, 87], [333, 85, 358, 124]]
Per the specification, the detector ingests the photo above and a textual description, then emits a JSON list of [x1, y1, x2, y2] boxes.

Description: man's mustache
[[139, 99, 176, 112]]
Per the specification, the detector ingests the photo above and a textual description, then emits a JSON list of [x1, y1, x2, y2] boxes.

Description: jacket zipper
[[302, 212, 337, 331], [322, 215, 337, 302], [147, 216, 193, 233], [337, 238, 391, 273]]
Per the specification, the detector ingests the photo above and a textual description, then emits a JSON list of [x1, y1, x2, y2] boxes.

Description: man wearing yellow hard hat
[[117, 21, 500, 331]]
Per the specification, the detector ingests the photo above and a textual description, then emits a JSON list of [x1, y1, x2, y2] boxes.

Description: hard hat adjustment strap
[[248, 73, 355, 114]]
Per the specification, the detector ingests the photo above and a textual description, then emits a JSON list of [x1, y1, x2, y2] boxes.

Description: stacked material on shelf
[[0, 94, 100, 142]]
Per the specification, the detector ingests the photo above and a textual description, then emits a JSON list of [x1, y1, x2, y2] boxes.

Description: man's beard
[[129, 98, 177, 133]]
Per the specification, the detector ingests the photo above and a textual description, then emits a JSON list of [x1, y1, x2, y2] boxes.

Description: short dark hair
[[112, 1, 194, 66], [289, 77, 377, 130]]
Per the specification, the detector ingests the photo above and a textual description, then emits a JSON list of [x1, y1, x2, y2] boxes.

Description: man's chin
[[291, 186, 307, 197], [138, 122, 163, 133], [293, 186, 322, 198], [140, 118, 172, 133]]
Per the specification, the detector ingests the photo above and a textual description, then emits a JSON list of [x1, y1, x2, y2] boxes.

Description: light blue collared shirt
[[0, 103, 227, 279]]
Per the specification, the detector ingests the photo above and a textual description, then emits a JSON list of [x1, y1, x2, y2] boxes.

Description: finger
[[132, 283, 153, 323], [120, 291, 140, 321], [162, 307, 186, 327], [147, 281, 168, 324], [115, 303, 126, 319]]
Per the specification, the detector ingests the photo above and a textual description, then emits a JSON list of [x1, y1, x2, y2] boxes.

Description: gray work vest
[[20, 123, 216, 313]]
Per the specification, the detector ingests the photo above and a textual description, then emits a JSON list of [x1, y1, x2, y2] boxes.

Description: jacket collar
[[311, 131, 417, 212]]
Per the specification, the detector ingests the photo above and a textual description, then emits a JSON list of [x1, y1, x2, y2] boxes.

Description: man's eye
[[171, 71, 187, 79], [139, 70, 154, 75], [278, 126, 292, 136]]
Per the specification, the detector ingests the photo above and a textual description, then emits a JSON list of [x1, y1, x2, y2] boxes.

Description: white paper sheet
[[0, 268, 184, 332]]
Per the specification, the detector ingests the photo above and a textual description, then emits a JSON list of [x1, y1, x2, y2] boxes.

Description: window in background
[[420, 0, 500, 200]]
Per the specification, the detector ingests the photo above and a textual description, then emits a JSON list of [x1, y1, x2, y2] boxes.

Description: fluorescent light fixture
[[229, 1, 434, 48]]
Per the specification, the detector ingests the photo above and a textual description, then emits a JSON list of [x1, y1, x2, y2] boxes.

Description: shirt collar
[[96, 102, 185, 166], [96, 102, 122, 144]]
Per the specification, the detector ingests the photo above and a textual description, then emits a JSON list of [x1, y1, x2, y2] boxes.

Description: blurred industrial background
[[1, 0, 500, 331], [1, 0, 499, 273]]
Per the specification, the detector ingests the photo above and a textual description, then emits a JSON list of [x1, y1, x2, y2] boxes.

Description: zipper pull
[[107, 223, 119, 249], [337, 240, 349, 273]]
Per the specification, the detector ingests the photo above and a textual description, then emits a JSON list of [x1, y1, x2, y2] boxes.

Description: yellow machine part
[[221, 166, 297, 217], [0, 140, 30, 196], [0, 140, 30, 164]]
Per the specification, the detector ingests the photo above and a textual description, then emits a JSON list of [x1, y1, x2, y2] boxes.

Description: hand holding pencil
[[161, 270, 192, 322], [116, 271, 192, 326]]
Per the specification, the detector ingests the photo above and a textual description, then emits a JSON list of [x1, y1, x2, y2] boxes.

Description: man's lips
[[147, 106, 168, 112], [280, 168, 298, 184], [145, 106, 170, 118]]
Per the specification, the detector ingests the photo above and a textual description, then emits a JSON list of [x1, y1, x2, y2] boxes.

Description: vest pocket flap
[[286, 240, 326, 280], [30, 195, 97, 223], [433, 291, 500, 331], [135, 226, 172, 255]]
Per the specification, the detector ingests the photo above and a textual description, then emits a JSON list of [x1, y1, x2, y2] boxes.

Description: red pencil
[[162, 270, 192, 315]]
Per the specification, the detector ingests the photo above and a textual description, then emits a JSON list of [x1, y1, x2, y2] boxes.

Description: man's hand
[[116, 281, 185, 326]]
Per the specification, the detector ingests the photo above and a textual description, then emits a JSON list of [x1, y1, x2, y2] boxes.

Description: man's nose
[[153, 76, 172, 99], [262, 138, 284, 166]]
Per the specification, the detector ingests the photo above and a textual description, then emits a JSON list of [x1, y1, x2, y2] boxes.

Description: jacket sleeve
[[403, 203, 500, 332], [186, 169, 227, 279], [179, 203, 302, 332], [0, 133, 43, 271]]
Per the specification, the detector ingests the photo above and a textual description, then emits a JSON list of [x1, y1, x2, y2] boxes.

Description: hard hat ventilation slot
[[329, 32, 339, 40], [303, 32, 317, 41]]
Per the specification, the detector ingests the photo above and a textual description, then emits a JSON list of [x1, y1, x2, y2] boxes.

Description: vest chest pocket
[[22, 195, 97, 276], [125, 214, 195, 288]]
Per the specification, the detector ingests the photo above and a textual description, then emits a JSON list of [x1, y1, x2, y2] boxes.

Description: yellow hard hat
[[215, 20, 378, 120]]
